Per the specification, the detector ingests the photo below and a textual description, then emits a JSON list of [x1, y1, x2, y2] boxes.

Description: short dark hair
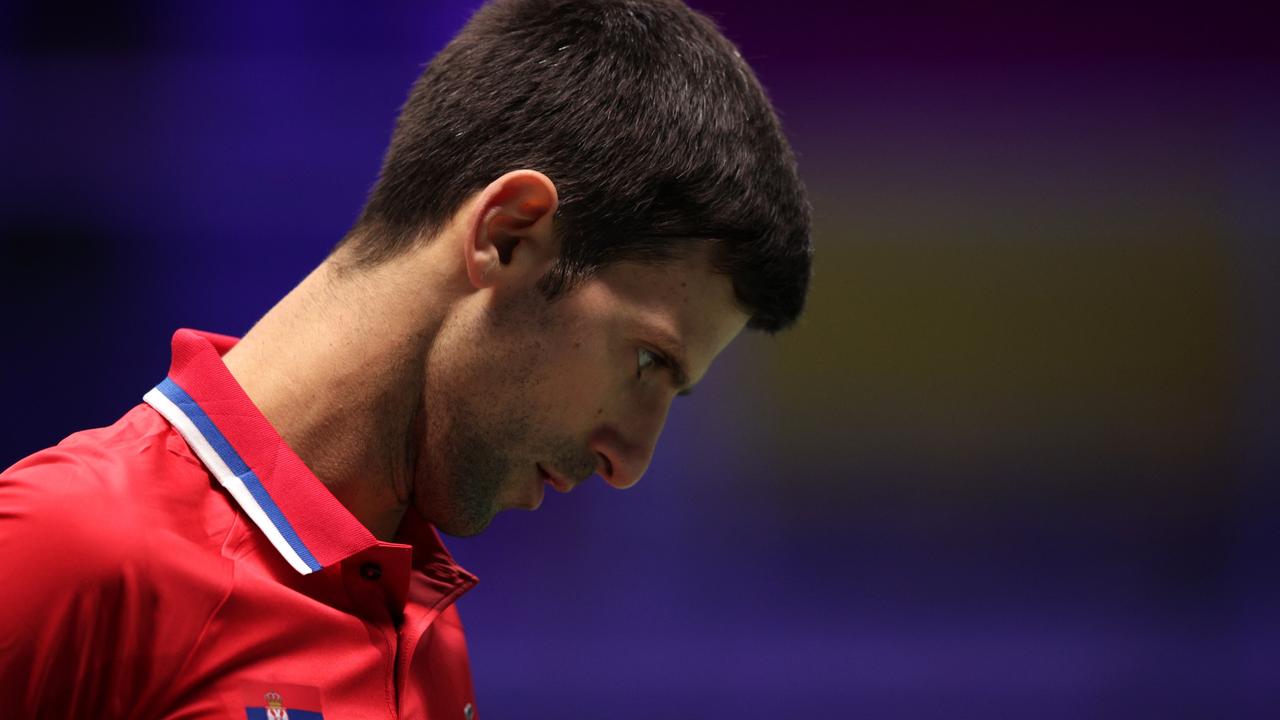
[[339, 0, 812, 332]]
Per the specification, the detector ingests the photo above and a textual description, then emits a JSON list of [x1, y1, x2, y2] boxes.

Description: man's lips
[[537, 464, 573, 493]]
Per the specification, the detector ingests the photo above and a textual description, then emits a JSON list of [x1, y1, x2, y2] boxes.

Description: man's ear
[[463, 170, 559, 290]]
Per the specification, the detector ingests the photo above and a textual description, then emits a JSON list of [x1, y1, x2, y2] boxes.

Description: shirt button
[[360, 562, 382, 581]]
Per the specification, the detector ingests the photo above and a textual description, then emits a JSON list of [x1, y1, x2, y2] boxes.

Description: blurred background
[[2, 1, 1277, 716]]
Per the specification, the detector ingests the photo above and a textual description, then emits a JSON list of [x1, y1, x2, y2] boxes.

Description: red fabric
[[0, 329, 479, 719]]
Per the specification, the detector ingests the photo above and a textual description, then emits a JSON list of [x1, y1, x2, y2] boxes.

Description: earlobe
[[463, 170, 559, 290]]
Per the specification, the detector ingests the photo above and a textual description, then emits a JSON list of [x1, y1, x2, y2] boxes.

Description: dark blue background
[[3, 1, 1278, 716]]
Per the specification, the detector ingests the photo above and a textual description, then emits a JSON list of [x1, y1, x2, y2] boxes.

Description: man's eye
[[637, 348, 663, 377]]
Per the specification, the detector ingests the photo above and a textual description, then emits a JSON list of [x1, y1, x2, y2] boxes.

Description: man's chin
[[429, 506, 497, 538]]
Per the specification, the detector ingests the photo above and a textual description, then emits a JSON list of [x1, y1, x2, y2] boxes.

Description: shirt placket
[[342, 545, 413, 719], [396, 563, 477, 715]]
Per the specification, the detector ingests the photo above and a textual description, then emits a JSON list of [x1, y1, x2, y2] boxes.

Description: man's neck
[[221, 254, 447, 540]]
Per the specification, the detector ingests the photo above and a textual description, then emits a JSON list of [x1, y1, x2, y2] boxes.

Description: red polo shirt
[[0, 329, 480, 719]]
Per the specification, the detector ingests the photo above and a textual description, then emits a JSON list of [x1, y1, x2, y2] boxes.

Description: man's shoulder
[[3, 403, 189, 503], [0, 403, 227, 574], [0, 406, 238, 718]]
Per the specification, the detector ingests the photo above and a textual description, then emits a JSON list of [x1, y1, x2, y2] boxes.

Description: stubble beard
[[416, 288, 545, 537], [432, 396, 529, 537], [415, 286, 596, 537]]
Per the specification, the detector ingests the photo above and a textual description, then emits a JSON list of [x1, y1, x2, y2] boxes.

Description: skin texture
[[223, 171, 748, 540]]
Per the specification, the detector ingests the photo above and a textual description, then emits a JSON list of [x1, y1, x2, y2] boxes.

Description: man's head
[[327, 0, 811, 536]]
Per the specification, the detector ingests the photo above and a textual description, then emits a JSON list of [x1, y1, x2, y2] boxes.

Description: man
[[0, 0, 810, 718]]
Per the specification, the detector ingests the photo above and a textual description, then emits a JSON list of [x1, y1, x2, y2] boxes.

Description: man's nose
[[588, 408, 667, 490]]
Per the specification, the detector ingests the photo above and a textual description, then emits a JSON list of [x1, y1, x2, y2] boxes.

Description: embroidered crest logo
[[265, 691, 289, 720], [240, 681, 325, 720]]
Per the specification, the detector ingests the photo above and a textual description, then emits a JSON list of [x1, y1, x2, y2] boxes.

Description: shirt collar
[[143, 328, 473, 582]]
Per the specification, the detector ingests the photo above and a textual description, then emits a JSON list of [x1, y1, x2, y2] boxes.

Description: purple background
[[3, 1, 1278, 716]]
